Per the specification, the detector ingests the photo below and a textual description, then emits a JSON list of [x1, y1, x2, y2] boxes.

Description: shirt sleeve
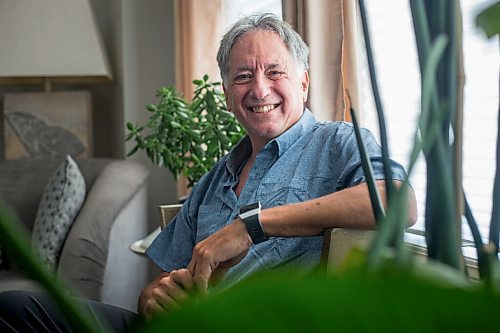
[[335, 125, 407, 190], [145, 199, 195, 272]]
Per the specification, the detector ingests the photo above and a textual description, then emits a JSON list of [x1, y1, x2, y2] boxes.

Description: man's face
[[224, 30, 309, 149]]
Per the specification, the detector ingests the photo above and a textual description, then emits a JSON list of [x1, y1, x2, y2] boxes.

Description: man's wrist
[[238, 201, 269, 244], [234, 217, 254, 246]]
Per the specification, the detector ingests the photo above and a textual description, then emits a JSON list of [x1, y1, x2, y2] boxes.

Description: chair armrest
[[321, 228, 376, 272], [159, 204, 182, 229], [57, 160, 149, 301]]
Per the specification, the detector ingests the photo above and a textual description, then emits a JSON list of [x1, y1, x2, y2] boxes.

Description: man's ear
[[302, 71, 310, 103]]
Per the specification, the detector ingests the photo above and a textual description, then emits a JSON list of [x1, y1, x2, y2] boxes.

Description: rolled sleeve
[[146, 203, 195, 272]]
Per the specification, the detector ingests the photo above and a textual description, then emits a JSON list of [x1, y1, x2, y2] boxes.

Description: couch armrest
[[57, 160, 149, 302], [101, 185, 149, 311]]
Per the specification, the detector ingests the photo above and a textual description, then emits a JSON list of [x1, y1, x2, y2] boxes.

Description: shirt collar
[[226, 136, 252, 176], [273, 108, 317, 157], [225, 108, 317, 175]]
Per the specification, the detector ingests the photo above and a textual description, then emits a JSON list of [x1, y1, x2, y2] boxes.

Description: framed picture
[[3, 91, 93, 159]]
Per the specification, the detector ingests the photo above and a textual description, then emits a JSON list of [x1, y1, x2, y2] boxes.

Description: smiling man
[[225, 29, 309, 150], [142, 13, 417, 315], [0, 13, 416, 332]]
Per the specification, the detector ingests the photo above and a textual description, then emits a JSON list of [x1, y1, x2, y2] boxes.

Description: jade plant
[[126, 75, 245, 187]]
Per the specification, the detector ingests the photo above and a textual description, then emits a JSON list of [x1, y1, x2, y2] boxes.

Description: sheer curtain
[[174, 0, 224, 100], [282, 0, 358, 121], [173, 0, 225, 197]]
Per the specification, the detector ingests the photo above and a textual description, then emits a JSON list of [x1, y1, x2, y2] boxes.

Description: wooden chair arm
[[320, 228, 376, 272]]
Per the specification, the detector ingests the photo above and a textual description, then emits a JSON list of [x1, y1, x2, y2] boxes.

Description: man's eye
[[267, 71, 285, 80], [234, 74, 252, 83]]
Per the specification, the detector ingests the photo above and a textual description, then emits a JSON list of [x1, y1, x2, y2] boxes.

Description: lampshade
[[0, 0, 112, 85]]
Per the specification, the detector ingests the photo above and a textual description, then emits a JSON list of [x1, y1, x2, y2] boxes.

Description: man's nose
[[250, 75, 271, 101]]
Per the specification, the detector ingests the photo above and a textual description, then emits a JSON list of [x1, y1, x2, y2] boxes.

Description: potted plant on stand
[[126, 75, 246, 253]]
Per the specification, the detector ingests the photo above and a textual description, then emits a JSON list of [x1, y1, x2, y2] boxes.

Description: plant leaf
[[476, 2, 500, 38]]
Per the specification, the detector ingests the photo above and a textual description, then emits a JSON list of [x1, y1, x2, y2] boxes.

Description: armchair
[[0, 158, 149, 311]]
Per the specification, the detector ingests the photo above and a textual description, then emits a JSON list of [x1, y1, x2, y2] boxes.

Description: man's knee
[[0, 289, 37, 315], [0, 289, 64, 332], [0, 289, 139, 333]]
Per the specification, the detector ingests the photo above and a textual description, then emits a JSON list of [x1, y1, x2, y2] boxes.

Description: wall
[[0, 0, 178, 274]]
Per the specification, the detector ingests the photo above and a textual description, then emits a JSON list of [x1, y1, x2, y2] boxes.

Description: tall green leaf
[[409, 0, 463, 271], [489, 80, 500, 253], [349, 105, 385, 223], [358, 0, 394, 201]]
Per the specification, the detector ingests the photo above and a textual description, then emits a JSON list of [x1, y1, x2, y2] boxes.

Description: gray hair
[[216, 13, 309, 83]]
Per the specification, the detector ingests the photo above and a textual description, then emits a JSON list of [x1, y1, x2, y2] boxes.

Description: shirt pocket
[[257, 175, 338, 208], [195, 203, 228, 243], [257, 178, 308, 208]]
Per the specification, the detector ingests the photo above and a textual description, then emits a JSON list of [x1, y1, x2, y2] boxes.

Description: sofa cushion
[[31, 155, 86, 270]]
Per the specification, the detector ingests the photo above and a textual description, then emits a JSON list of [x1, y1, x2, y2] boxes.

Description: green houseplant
[[126, 75, 245, 188], [126, 75, 246, 251]]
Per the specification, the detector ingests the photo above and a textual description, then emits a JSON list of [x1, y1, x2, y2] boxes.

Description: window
[[359, 0, 499, 254], [224, 0, 282, 27]]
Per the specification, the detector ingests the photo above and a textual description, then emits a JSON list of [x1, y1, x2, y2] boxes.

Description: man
[[0, 13, 417, 332], [140, 12, 416, 318]]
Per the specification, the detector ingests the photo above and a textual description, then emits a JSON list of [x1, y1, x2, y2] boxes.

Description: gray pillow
[[32, 155, 86, 271]]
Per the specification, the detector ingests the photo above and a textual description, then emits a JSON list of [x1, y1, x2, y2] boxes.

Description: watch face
[[240, 201, 261, 214]]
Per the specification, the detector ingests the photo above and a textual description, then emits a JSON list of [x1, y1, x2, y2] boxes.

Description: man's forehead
[[228, 31, 291, 71]]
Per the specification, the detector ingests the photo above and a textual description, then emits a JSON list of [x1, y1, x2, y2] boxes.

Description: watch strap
[[239, 202, 268, 244]]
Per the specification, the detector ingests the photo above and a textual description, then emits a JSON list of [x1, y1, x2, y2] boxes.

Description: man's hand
[[138, 269, 195, 320], [187, 219, 253, 294]]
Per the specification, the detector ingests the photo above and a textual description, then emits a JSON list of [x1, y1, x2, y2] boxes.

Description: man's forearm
[[259, 180, 417, 237]]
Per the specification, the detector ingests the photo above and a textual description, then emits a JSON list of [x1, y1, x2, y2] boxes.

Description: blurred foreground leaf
[[136, 267, 500, 333], [0, 198, 103, 333]]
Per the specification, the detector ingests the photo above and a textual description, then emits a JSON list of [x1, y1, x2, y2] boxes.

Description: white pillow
[[32, 155, 86, 271]]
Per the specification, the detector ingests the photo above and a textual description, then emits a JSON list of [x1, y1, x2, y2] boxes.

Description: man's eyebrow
[[234, 63, 283, 73], [235, 66, 253, 73]]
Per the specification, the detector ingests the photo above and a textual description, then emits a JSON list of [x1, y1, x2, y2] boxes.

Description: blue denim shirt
[[146, 109, 406, 289]]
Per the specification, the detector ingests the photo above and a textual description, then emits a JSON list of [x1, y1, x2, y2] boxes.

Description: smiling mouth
[[248, 103, 281, 113]]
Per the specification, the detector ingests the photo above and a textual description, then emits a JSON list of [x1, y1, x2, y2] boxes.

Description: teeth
[[251, 104, 277, 113]]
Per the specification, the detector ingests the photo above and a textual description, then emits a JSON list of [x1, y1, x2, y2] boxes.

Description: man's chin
[[257, 128, 284, 139]]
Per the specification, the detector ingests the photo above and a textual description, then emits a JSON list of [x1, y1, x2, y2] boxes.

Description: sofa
[[0, 158, 150, 311]]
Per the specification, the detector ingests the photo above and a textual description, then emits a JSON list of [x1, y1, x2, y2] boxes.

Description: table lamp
[[0, 0, 112, 159]]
